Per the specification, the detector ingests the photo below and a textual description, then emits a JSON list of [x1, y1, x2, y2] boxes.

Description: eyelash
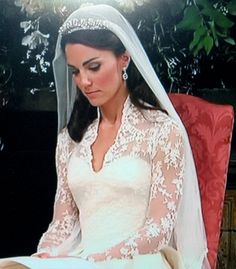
[[71, 63, 100, 75], [72, 69, 79, 75], [89, 63, 100, 71]]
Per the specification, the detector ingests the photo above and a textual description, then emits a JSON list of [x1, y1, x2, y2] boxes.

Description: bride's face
[[65, 43, 129, 107]]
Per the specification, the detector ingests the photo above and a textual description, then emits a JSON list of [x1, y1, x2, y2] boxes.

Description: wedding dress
[[0, 97, 185, 269], [51, 4, 209, 268]]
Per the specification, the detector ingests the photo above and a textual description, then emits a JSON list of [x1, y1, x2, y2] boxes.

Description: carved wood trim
[[217, 190, 236, 269]]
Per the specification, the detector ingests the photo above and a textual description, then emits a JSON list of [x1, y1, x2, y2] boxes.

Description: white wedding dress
[[0, 98, 185, 269]]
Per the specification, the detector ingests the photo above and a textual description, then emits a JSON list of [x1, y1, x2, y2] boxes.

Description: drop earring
[[122, 67, 128, 80]]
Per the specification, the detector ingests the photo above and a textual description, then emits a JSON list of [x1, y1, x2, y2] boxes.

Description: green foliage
[[177, 6, 202, 30], [1, 0, 236, 98], [133, 0, 236, 91], [176, 0, 236, 56]]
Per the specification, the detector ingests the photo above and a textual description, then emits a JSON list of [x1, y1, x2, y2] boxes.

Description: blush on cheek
[[95, 71, 110, 86], [97, 63, 120, 87]]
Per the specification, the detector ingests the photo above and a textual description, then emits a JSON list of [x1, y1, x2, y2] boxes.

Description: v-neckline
[[90, 126, 119, 173], [89, 96, 131, 173]]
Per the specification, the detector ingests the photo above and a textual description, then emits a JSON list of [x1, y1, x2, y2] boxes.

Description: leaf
[[202, 8, 234, 29], [176, 6, 202, 30], [216, 29, 228, 38], [213, 12, 234, 29], [193, 40, 204, 56], [227, 1, 236, 16], [224, 37, 236, 45], [208, 21, 218, 46], [201, 7, 216, 17], [193, 34, 213, 56], [203, 35, 214, 54], [189, 26, 207, 50]]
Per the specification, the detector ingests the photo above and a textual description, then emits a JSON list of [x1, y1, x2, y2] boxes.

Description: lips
[[85, 90, 100, 98]]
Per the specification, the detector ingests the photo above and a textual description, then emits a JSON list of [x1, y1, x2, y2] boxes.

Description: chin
[[87, 98, 104, 107]]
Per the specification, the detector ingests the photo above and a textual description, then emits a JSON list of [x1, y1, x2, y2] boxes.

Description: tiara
[[59, 18, 109, 35]]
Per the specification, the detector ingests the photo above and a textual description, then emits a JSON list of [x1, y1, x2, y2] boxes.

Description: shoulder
[[143, 111, 185, 159], [57, 128, 71, 144], [142, 109, 182, 134], [56, 128, 77, 155], [142, 110, 184, 151]]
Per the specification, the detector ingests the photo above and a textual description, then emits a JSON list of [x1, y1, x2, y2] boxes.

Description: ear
[[120, 51, 130, 69]]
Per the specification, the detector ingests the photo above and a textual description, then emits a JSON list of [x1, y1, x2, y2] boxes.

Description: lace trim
[[37, 97, 185, 260]]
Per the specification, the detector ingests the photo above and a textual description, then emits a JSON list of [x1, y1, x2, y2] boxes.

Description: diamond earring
[[122, 67, 128, 80]]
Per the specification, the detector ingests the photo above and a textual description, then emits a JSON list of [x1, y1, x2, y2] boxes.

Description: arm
[[89, 122, 185, 261], [35, 129, 79, 256]]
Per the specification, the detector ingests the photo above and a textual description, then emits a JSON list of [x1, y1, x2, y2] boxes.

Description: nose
[[74, 71, 92, 88]]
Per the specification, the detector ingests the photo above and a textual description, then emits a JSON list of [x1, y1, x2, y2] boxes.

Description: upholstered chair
[[169, 93, 234, 269]]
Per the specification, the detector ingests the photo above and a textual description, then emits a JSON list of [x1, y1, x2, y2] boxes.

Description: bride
[[0, 4, 209, 269]]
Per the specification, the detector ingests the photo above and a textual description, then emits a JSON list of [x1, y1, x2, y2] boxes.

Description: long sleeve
[[36, 129, 80, 255], [96, 121, 185, 260]]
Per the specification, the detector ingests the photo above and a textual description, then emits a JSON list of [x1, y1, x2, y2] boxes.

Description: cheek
[[95, 63, 121, 86]]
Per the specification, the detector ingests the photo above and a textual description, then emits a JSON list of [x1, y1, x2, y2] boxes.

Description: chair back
[[169, 93, 234, 269]]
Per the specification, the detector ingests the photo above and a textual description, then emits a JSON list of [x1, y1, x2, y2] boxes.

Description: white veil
[[53, 4, 210, 269]]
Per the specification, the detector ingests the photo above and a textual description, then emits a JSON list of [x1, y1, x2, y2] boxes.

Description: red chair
[[169, 93, 234, 269]]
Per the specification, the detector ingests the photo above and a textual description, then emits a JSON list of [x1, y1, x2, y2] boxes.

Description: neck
[[99, 88, 129, 125]]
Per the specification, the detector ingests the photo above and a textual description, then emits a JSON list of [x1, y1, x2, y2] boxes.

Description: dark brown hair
[[61, 29, 163, 142]]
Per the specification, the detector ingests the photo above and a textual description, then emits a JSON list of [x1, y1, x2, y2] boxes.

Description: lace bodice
[[37, 97, 185, 261]]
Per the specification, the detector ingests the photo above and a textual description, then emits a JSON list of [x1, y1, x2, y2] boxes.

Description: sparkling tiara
[[59, 18, 109, 35]]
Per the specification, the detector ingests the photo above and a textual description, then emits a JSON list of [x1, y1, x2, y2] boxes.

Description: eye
[[68, 66, 80, 76], [72, 68, 80, 76], [88, 62, 100, 71]]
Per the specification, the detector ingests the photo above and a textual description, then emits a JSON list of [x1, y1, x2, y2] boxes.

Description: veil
[[53, 4, 210, 269]]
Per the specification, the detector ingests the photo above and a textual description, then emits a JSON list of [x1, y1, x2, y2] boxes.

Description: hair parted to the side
[[61, 29, 164, 142]]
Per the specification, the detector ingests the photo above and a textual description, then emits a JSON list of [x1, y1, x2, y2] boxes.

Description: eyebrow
[[83, 57, 99, 66], [68, 57, 99, 69]]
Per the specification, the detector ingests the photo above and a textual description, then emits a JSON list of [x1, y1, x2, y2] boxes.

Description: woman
[[0, 4, 209, 269]]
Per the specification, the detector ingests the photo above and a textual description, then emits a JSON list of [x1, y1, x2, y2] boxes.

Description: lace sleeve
[[36, 129, 79, 255], [95, 121, 185, 260]]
